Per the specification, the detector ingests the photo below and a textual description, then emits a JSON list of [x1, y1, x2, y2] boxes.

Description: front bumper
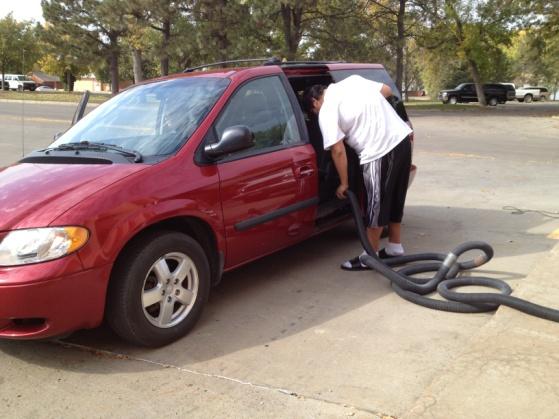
[[0, 264, 112, 339]]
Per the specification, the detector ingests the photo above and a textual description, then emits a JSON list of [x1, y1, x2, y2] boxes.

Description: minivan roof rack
[[280, 60, 345, 66], [183, 58, 271, 73], [183, 57, 345, 73]]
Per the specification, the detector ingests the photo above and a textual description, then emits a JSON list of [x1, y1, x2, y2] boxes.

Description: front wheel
[[524, 94, 533, 103], [106, 231, 211, 347], [488, 97, 498, 106], [449, 96, 458, 105]]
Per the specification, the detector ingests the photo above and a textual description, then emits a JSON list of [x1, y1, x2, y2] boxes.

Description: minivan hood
[[0, 163, 147, 230]]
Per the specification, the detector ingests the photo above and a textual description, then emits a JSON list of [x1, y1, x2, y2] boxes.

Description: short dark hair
[[303, 84, 327, 113]]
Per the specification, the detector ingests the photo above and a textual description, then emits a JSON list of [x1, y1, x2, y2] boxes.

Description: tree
[[509, 1, 559, 97], [42, 0, 131, 94], [39, 22, 93, 91], [304, 1, 375, 62], [129, 0, 192, 76], [363, 0, 420, 95], [416, 0, 524, 105], [0, 14, 41, 89]]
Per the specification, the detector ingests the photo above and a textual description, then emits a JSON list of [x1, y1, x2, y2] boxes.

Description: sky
[[0, 0, 44, 22]]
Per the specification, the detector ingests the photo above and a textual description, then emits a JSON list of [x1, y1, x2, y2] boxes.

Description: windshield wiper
[[46, 141, 143, 163]]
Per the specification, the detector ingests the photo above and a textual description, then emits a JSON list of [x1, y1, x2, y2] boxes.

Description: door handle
[[295, 165, 315, 178]]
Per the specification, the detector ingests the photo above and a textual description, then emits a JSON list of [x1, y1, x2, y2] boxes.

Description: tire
[[524, 94, 533, 103], [106, 231, 211, 347], [488, 97, 498, 106], [517, 98, 524, 103], [449, 96, 458, 105], [17, 85, 23, 92]]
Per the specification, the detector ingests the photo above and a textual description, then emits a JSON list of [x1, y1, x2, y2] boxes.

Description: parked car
[[0, 59, 416, 347], [438, 83, 514, 106], [1, 74, 37, 91], [35, 85, 55, 92]]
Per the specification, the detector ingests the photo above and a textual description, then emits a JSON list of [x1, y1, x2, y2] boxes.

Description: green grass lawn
[[0, 90, 110, 104], [403, 99, 475, 110]]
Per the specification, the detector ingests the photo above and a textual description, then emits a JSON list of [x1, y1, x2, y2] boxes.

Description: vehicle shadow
[[1, 204, 556, 373]]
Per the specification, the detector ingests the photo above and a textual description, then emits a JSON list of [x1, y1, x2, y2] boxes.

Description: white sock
[[386, 242, 404, 256]]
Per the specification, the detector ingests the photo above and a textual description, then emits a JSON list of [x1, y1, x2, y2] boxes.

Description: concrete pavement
[[406, 242, 559, 419], [0, 101, 558, 418]]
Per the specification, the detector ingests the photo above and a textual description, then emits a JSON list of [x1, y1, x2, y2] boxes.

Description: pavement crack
[[53, 340, 388, 417]]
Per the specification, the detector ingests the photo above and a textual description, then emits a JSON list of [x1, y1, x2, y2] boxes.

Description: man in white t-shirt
[[303, 75, 413, 270]]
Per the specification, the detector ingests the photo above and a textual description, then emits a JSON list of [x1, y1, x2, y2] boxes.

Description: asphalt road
[[0, 100, 559, 418]]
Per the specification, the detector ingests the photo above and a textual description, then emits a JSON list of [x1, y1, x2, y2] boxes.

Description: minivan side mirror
[[204, 125, 255, 159]]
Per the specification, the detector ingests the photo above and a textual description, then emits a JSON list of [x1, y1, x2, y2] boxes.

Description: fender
[[73, 196, 225, 269]]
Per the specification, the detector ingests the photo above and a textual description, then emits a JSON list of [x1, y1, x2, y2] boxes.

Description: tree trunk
[[65, 69, 73, 91], [160, 19, 170, 76], [280, 4, 303, 61], [132, 49, 144, 83], [207, 0, 229, 62], [109, 49, 119, 95], [108, 32, 120, 94], [395, 0, 406, 95], [403, 47, 409, 102], [467, 58, 486, 106]]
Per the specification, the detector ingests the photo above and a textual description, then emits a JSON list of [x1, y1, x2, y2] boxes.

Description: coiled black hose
[[345, 190, 559, 321]]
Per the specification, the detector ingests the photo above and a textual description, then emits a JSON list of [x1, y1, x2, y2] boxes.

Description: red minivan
[[0, 60, 415, 346]]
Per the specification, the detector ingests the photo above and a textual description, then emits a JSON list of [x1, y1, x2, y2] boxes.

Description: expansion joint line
[[54, 340, 385, 417]]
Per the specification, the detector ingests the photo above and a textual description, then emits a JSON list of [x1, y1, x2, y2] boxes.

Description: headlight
[[0, 227, 89, 266]]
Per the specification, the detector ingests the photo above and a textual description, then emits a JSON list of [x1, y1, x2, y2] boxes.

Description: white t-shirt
[[318, 75, 413, 164]]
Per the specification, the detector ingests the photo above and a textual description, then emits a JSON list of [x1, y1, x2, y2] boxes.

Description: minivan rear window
[[331, 69, 401, 99]]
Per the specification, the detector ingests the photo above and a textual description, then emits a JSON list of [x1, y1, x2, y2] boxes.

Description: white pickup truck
[[502, 83, 546, 103], [1, 74, 37, 91]]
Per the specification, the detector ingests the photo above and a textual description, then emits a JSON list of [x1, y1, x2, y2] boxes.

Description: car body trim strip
[[234, 197, 319, 232]]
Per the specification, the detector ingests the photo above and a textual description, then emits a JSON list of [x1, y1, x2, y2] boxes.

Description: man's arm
[[330, 140, 349, 199], [380, 83, 392, 98]]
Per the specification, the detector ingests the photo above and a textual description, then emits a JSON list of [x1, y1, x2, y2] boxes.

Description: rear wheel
[[106, 231, 211, 347], [488, 97, 498, 106]]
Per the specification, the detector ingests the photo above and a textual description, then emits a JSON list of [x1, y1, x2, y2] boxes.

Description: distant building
[[31, 71, 62, 89], [74, 74, 132, 93], [74, 74, 110, 92]]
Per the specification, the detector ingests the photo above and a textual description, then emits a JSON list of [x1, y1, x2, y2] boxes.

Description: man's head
[[303, 84, 327, 115]]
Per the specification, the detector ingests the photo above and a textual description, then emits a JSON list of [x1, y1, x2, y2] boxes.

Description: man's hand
[[336, 183, 349, 199]]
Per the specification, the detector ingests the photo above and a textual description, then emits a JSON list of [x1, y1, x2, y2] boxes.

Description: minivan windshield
[[52, 77, 229, 159]]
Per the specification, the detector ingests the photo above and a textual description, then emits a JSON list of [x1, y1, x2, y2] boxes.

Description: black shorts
[[361, 136, 412, 228]]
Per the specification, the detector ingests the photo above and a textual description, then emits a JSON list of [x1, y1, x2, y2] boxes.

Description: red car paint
[[0, 62, 415, 340]]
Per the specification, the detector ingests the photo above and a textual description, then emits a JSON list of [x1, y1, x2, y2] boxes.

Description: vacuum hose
[[346, 190, 559, 321]]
